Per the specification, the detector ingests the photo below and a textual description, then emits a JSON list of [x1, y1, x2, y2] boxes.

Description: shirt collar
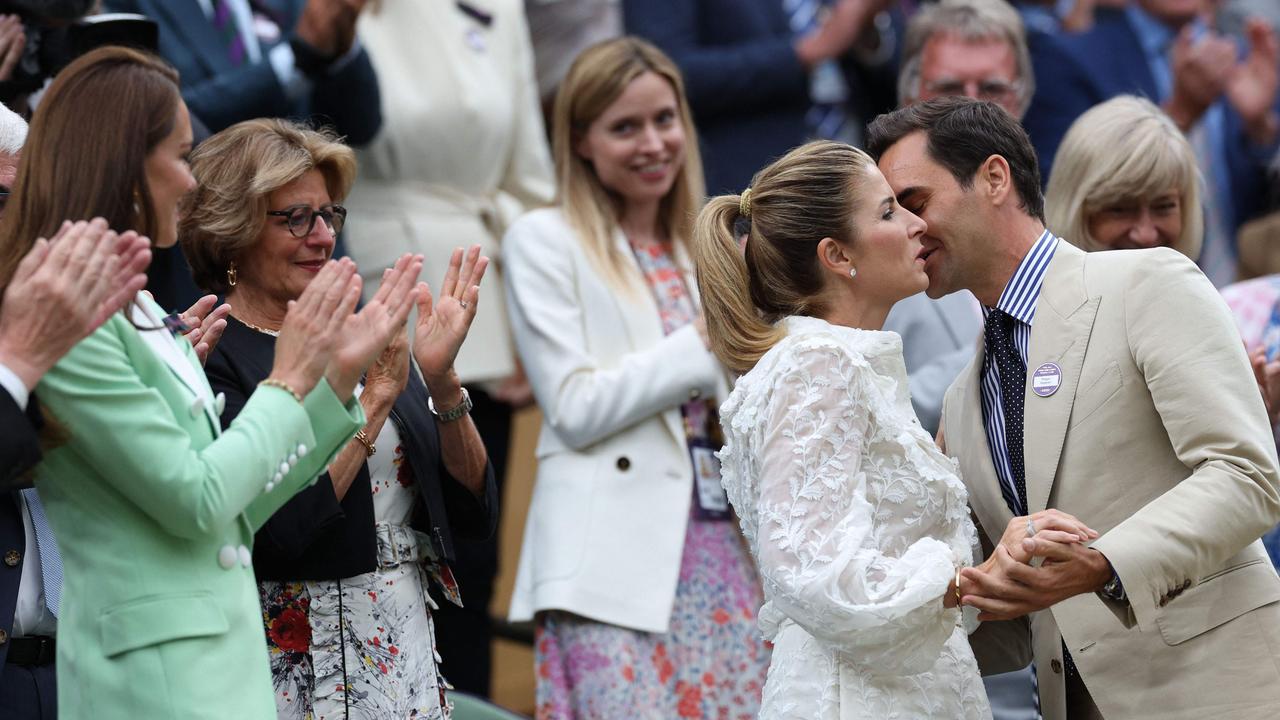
[[988, 229, 1059, 326]]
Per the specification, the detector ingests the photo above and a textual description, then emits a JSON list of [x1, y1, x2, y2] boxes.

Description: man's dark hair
[[866, 97, 1045, 222]]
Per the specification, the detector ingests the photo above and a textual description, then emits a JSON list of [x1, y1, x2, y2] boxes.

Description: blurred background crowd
[[0, 0, 1278, 718]]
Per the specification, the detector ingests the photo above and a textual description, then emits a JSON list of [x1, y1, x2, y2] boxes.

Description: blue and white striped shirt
[[980, 230, 1059, 516]]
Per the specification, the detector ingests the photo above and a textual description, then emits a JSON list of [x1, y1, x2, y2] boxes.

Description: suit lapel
[[153, 0, 237, 75], [951, 340, 1014, 536], [1022, 243, 1100, 513], [130, 296, 221, 434]]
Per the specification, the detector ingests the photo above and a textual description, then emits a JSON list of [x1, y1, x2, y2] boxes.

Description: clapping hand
[[0, 15, 25, 82], [412, 245, 488, 383], [1226, 18, 1280, 145], [324, 253, 423, 400], [1166, 25, 1237, 129], [0, 219, 151, 390], [180, 294, 232, 366], [269, 258, 363, 399], [363, 319, 411, 403]]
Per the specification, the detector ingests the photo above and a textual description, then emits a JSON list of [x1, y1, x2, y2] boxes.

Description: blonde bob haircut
[[552, 36, 705, 289], [1045, 95, 1202, 260], [180, 118, 357, 294], [692, 140, 877, 375]]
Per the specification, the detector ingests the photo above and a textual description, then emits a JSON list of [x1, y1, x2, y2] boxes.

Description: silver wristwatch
[[428, 387, 472, 423], [1101, 570, 1127, 603]]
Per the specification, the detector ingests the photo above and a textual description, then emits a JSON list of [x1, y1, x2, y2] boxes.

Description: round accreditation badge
[[1031, 362, 1063, 397]]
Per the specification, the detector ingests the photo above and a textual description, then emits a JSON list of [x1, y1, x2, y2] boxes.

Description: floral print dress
[[261, 396, 451, 720], [533, 236, 771, 719]]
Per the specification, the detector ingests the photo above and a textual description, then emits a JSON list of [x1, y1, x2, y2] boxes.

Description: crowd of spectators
[[0, 0, 1277, 718]]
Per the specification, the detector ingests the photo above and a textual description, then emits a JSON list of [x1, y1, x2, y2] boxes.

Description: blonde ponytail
[[692, 196, 785, 375], [691, 140, 877, 375]]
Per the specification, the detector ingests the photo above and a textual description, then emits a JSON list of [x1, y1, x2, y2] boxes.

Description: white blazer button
[[217, 545, 237, 569], [273, 472, 283, 484], [279, 462, 290, 475], [214, 392, 226, 415], [296, 444, 308, 457], [189, 397, 206, 417], [238, 545, 252, 568], [264, 481, 276, 493], [288, 453, 298, 465]]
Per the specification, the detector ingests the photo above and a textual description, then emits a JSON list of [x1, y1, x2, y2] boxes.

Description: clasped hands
[[958, 509, 1113, 622]]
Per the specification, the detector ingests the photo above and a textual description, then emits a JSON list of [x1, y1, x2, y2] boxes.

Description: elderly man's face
[[917, 34, 1022, 118], [0, 149, 18, 217]]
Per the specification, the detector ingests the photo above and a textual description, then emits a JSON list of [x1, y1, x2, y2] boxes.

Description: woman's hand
[[269, 258, 362, 398], [324, 253, 423, 400], [0, 15, 26, 83], [412, 245, 488, 383], [985, 509, 1098, 569], [364, 320, 411, 404], [180, 294, 231, 366]]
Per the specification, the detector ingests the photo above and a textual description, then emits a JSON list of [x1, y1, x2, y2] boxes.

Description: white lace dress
[[717, 316, 992, 719]]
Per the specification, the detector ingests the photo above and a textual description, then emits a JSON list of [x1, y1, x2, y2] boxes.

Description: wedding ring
[[1026, 518, 1036, 538], [459, 300, 469, 309]]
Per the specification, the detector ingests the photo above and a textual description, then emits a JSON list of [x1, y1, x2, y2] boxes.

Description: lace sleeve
[[756, 342, 962, 675]]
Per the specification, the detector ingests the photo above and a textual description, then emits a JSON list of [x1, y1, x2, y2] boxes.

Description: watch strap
[[428, 386, 472, 423]]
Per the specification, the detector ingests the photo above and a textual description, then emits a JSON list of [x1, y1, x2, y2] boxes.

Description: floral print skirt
[[261, 561, 450, 720], [534, 515, 770, 719]]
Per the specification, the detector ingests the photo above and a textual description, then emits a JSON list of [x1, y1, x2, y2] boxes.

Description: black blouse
[[204, 316, 498, 581]]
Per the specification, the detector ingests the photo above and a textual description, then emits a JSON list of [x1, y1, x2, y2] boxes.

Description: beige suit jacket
[[944, 242, 1280, 720]]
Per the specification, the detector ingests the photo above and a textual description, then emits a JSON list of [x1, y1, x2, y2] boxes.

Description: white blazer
[[346, 0, 554, 384], [504, 208, 730, 632]]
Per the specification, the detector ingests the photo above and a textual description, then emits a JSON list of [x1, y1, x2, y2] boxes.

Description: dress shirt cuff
[[268, 42, 312, 103], [0, 360, 30, 410]]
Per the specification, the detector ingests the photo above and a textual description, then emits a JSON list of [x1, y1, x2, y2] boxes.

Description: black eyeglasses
[[266, 204, 347, 238]]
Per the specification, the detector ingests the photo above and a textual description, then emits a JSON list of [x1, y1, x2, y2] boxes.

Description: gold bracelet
[[259, 378, 303, 404], [955, 567, 963, 608], [354, 429, 376, 457]]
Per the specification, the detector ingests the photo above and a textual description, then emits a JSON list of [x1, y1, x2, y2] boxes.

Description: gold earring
[[226, 262, 238, 287]]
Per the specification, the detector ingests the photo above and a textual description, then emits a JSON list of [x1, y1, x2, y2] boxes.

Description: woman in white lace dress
[[689, 140, 1096, 718]]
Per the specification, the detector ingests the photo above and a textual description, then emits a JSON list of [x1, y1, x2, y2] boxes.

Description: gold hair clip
[[739, 188, 752, 218]]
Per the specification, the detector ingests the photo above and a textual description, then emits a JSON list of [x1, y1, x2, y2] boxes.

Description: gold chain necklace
[[233, 315, 280, 337]]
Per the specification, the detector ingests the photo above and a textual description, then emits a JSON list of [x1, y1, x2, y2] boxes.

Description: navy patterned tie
[[988, 308, 1078, 681], [984, 308, 1028, 515]]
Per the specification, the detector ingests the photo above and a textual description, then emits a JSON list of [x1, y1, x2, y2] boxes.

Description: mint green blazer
[[33, 295, 363, 718]]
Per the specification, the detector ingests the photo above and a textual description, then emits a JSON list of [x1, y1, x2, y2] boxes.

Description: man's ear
[[978, 154, 1014, 208]]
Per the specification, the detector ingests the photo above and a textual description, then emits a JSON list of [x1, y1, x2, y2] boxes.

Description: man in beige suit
[[868, 96, 1280, 720]]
